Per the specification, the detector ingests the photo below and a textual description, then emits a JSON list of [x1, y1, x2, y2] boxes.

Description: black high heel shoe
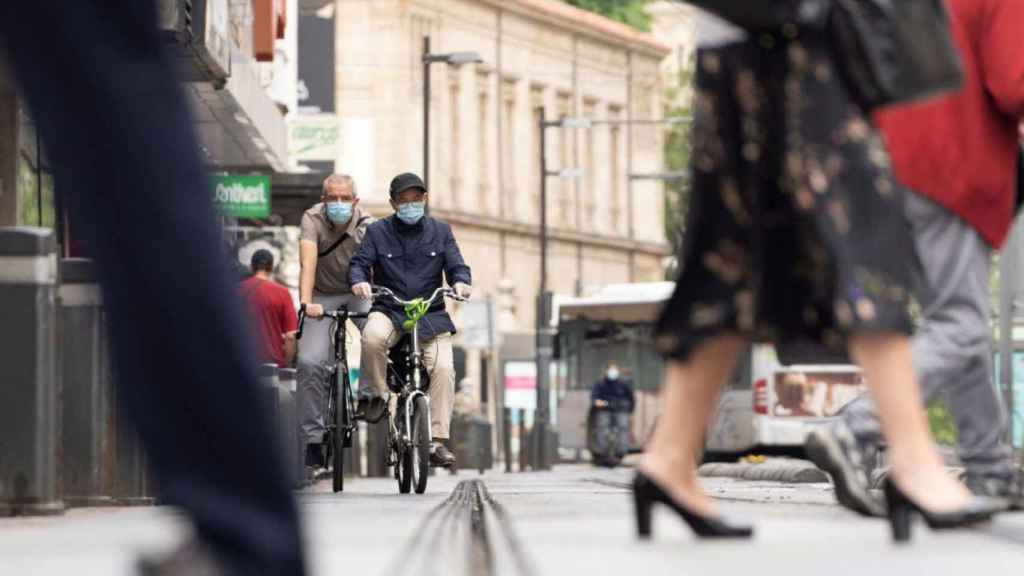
[[633, 471, 753, 540], [884, 480, 1003, 543]]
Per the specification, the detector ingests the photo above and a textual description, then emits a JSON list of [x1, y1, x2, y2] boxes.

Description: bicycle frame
[[296, 305, 363, 458], [373, 286, 464, 450]]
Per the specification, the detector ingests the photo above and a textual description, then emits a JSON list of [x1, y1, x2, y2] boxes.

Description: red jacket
[[874, 0, 1024, 248]]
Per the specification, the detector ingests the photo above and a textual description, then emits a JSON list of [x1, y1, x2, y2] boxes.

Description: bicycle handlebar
[[371, 285, 467, 307], [296, 303, 368, 340]]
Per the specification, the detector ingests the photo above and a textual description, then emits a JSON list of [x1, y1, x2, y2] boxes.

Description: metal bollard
[[59, 258, 116, 507], [0, 228, 64, 516], [503, 408, 512, 473], [365, 419, 389, 477], [113, 419, 156, 506], [277, 368, 303, 489], [518, 409, 528, 472]]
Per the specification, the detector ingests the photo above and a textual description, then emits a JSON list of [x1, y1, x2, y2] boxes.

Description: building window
[[449, 75, 462, 205], [636, 84, 657, 150], [583, 98, 597, 228], [501, 80, 518, 219], [609, 105, 624, 233], [557, 92, 572, 228], [478, 71, 492, 215]]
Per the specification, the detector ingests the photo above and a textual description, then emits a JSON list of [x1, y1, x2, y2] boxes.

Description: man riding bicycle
[[350, 172, 472, 468], [298, 173, 375, 475]]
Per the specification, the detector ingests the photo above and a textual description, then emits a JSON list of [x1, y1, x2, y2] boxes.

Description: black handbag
[[829, 0, 964, 110]]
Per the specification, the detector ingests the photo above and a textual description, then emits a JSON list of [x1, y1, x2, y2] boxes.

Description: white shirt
[[695, 8, 748, 48]]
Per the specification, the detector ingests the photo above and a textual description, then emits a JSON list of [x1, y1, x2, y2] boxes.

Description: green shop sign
[[211, 174, 270, 219]]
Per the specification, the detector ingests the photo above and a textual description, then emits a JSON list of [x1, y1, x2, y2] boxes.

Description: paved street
[[4, 465, 1024, 575]]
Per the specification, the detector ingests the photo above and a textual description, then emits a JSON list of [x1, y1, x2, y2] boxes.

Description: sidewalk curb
[[698, 460, 829, 484]]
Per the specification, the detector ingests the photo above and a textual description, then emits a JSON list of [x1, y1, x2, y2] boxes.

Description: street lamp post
[[532, 113, 691, 470], [421, 36, 482, 192], [535, 107, 588, 471]]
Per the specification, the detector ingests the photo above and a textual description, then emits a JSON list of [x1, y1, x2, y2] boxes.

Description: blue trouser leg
[[0, 2, 306, 573]]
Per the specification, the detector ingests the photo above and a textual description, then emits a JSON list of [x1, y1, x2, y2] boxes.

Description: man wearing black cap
[[239, 249, 299, 368], [350, 173, 472, 468]]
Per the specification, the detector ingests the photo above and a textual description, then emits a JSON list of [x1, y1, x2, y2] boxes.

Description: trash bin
[[263, 364, 313, 488], [113, 418, 156, 506], [451, 415, 493, 474], [59, 258, 116, 506], [0, 227, 64, 516]]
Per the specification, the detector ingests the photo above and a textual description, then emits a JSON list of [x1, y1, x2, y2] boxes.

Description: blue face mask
[[396, 201, 425, 225], [325, 201, 353, 224]]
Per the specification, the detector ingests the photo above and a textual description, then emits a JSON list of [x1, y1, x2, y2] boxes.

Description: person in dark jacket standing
[[590, 363, 636, 465], [350, 173, 472, 468], [591, 363, 636, 413]]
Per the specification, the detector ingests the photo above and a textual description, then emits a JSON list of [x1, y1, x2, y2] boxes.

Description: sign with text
[[460, 298, 498, 350], [212, 175, 271, 219], [504, 361, 537, 411], [288, 115, 340, 162]]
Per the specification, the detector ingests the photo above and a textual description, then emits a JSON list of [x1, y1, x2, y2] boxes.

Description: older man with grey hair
[[297, 174, 374, 477]]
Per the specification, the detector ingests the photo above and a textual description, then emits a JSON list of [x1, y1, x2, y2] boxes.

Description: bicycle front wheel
[[411, 395, 430, 494], [332, 374, 347, 493]]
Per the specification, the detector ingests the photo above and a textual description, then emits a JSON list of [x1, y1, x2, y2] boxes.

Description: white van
[[706, 343, 865, 455]]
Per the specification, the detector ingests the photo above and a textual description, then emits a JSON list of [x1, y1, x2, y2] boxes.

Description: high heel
[[883, 480, 1002, 544], [632, 471, 753, 540]]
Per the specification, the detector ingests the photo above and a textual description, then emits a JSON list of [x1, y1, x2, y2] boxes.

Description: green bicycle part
[[402, 298, 431, 331]]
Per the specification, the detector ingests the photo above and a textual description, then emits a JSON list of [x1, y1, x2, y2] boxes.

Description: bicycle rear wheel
[[411, 395, 430, 494]]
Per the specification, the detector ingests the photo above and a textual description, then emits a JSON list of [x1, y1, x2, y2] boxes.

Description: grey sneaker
[[806, 424, 886, 517], [964, 473, 1016, 511]]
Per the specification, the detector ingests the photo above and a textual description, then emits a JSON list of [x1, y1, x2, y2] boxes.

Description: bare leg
[[640, 334, 746, 517], [849, 334, 971, 512]]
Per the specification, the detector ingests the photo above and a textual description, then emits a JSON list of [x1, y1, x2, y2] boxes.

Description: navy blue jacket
[[592, 377, 635, 413], [349, 215, 472, 339]]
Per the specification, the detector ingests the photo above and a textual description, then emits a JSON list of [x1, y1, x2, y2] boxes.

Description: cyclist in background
[[350, 173, 472, 468], [298, 174, 374, 476]]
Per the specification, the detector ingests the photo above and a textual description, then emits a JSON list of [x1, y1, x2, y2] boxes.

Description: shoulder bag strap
[[318, 215, 370, 258]]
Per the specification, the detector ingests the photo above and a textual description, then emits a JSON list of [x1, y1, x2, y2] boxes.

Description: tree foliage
[[663, 64, 694, 263], [564, 0, 653, 31]]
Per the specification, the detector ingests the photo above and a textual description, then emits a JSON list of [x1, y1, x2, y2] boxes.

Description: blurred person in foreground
[[807, 0, 1024, 515], [0, 1, 306, 574], [635, 6, 1001, 544]]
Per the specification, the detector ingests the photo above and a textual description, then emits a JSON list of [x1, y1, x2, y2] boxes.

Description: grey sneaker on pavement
[[805, 424, 886, 517], [964, 473, 1017, 511]]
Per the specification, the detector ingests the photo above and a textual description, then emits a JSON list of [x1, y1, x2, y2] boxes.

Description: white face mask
[[607, 368, 620, 381]]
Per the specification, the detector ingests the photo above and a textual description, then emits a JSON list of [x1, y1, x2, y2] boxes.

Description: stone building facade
[[333, 0, 671, 329], [320, 0, 672, 422]]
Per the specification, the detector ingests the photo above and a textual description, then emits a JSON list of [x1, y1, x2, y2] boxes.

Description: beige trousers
[[361, 312, 455, 439]]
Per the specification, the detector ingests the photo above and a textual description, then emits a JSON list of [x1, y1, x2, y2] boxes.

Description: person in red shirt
[[807, 0, 1024, 515], [240, 249, 299, 368]]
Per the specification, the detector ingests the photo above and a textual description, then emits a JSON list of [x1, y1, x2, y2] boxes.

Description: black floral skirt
[[655, 32, 916, 361]]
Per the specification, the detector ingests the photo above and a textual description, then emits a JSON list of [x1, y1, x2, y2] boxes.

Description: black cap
[[251, 249, 274, 272], [389, 173, 427, 198]]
